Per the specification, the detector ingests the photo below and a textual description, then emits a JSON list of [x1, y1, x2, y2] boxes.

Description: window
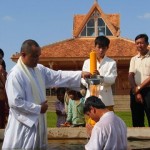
[[80, 11, 113, 37], [81, 18, 95, 36]]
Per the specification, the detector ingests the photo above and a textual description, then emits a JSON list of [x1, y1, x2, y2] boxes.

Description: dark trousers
[[130, 87, 150, 127], [0, 101, 7, 128]]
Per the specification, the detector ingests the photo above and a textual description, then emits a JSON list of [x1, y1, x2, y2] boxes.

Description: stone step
[[1, 128, 150, 140]]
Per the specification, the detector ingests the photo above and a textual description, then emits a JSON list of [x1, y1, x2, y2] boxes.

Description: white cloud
[[2, 16, 14, 21], [138, 13, 150, 19]]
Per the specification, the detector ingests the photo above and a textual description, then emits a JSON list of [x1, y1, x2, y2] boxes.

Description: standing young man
[[129, 34, 150, 127], [82, 36, 117, 111]]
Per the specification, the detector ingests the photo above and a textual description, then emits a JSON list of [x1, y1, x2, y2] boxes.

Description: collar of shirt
[[98, 55, 107, 69], [137, 50, 150, 59]]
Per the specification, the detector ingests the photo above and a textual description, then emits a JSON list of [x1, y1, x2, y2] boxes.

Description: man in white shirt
[[2, 39, 91, 149], [82, 36, 117, 111], [129, 34, 150, 127], [84, 96, 127, 150]]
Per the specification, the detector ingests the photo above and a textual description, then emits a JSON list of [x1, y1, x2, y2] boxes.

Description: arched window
[[80, 10, 113, 37]]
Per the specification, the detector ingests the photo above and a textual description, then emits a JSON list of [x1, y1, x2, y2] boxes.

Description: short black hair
[[95, 36, 110, 47], [1, 60, 6, 71], [135, 34, 149, 44], [20, 39, 40, 53], [84, 96, 106, 114], [67, 89, 83, 99], [0, 48, 4, 57], [0, 49, 6, 70]]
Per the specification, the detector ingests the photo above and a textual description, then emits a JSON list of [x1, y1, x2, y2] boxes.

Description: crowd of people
[[0, 33, 149, 149]]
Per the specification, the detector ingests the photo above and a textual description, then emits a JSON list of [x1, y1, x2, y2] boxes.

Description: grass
[[46, 111, 149, 127], [115, 111, 133, 127], [47, 112, 57, 127]]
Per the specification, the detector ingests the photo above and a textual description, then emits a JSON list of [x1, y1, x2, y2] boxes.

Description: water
[[47, 139, 150, 150], [48, 140, 86, 150], [128, 139, 150, 150]]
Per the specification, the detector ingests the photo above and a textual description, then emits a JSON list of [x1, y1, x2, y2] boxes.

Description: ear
[[93, 107, 96, 114], [90, 106, 96, 114], [21, 52, 26, 58]]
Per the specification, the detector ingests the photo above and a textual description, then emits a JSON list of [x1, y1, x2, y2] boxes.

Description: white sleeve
[[39, 65, 82, 89], [85, 126, 104, 150], [129, 57, 136, 73]]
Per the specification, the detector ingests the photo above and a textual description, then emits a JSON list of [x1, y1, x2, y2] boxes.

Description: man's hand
[[133, 86, 140, 94], [81, 71, 91, 79], [86, 123, 93, 137], [56, 110, 62, 115], [92, 69, 100, 75], [40, 101, 48, 113], [135, 93, 143, 104]]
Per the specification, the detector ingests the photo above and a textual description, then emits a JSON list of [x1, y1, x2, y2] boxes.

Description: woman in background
[[0, 48, 9, 128]]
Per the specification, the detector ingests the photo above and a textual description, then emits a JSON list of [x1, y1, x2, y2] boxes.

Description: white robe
[[2, 63, 81, 149], [85, 112, 127, 150]]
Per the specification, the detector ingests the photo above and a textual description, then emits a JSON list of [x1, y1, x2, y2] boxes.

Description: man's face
[[95, 44, 108, 59], [22, 46, 41, 68], [86, 107, 98, 122], [135, 37, 148, 54]]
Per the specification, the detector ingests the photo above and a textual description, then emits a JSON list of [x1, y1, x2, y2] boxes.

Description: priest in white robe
[[2, 39, 91, 149]]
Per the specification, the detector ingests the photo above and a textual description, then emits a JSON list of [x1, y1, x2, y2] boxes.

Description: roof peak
[[94, 0, 98, 3]]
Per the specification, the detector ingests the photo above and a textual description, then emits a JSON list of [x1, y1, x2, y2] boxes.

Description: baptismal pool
[[48, 139, 86, 150], [1, 139, 150, 149], [47, 139, 150, 150]]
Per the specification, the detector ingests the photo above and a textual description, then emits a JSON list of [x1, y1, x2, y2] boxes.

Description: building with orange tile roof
[[11, 1, 149, 95]]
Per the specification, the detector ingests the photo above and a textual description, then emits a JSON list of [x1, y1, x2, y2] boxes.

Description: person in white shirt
[[2, 39, 91, 149], [84, 96, 127, 150], [129, 34, 150, 127], [82, 36, 117, 111]]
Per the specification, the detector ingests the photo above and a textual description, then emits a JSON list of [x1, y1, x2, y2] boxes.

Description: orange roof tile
[[39, 37, 139, 59]]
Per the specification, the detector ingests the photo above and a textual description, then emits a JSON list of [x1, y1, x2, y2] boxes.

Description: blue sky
[[0, 0, 150, 71]]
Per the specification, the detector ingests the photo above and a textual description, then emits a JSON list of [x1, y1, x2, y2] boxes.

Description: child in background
[[64, 91, 70, 114], [55, 87, 67, 127], [64, 84, 86, 114], [65, 89, 85, 127]]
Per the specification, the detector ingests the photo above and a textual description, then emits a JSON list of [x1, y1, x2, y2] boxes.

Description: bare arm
[[128, 72, 137, 90]]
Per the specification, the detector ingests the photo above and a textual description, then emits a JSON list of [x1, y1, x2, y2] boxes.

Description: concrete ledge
[[1, 127, 150, 140], [48, 127, 150, 140], [48, 127, 87, 139], [127, 127, 150, 140]]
